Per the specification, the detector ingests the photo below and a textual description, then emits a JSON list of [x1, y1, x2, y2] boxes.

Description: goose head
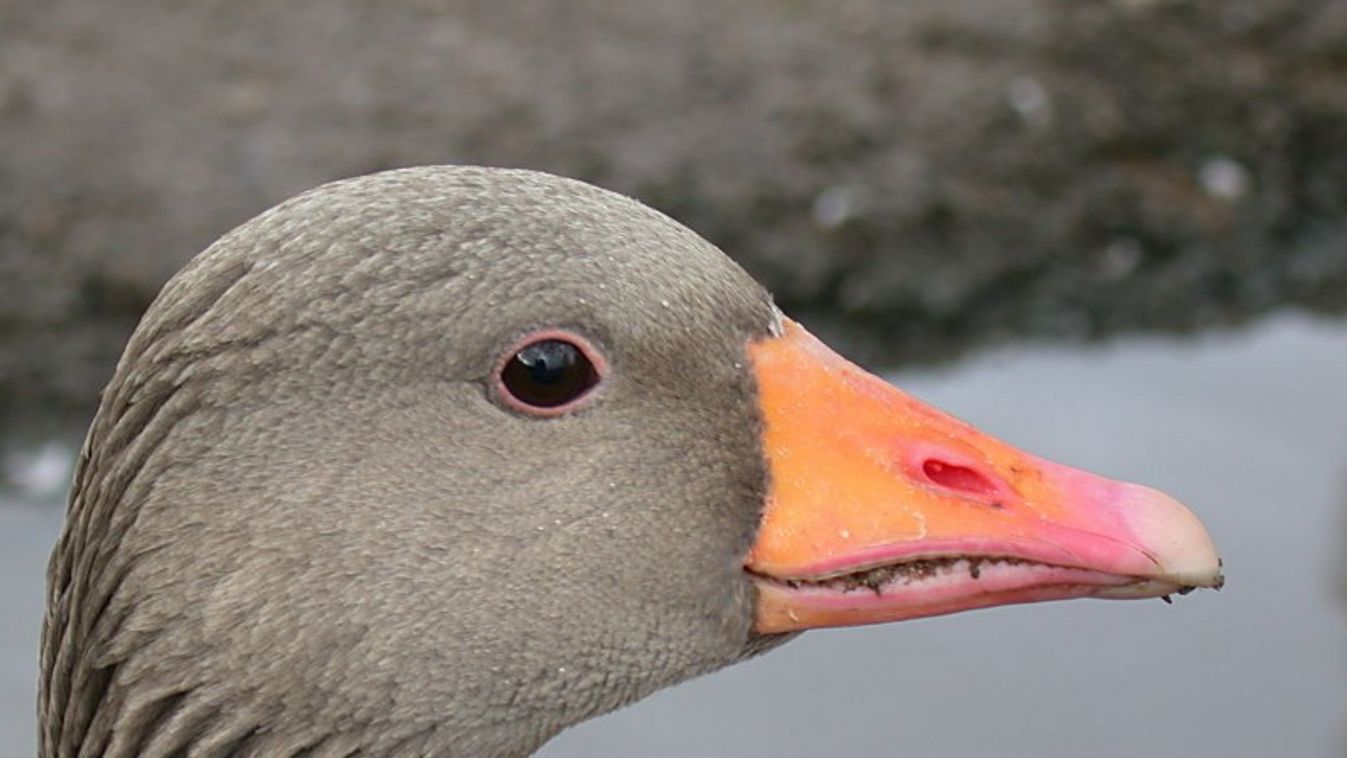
[[40, 167, 1222, 757]]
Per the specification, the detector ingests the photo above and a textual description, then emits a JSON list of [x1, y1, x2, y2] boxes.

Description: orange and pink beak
[[745, 318, 1223, 633]]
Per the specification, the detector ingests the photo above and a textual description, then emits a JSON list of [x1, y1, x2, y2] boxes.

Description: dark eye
[[496, 333, 604, 415]]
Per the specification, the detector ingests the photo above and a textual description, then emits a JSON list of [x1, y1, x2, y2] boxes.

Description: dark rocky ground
[[2, 0, 1346, 430]]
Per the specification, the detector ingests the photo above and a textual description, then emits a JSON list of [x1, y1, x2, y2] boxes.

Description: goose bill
[[745, 319, 1223, 633]]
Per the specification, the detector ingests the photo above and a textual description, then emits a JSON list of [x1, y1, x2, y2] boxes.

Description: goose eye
[[496, 333, 603, 415]]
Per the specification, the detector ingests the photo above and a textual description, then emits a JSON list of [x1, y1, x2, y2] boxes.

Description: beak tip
[[1118, 483, 1224, 589]]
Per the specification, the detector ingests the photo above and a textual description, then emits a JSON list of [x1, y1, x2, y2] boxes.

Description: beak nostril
[[921, 459, 999, 498]]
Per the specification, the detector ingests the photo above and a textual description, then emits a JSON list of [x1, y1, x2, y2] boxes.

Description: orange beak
[[746, 318, 1223, 633]]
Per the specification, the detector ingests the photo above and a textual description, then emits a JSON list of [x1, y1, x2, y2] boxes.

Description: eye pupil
[[519, 341, 577, 385], [500, 338, 599, 410]]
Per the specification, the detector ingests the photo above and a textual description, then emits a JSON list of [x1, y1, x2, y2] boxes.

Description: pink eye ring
[[493, 329, 607, 416]]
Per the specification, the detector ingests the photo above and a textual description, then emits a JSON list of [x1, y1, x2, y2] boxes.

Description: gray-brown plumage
[[41, 167, 786, 757]]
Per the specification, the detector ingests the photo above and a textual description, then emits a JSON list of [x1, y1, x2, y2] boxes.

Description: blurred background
[[2, 1, 1344, 756]]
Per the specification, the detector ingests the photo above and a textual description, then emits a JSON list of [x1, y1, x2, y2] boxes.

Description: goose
[[39, 166, 1222, 757]]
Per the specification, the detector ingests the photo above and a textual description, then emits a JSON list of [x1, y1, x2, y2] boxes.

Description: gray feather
[[41, 167, 789, 757]]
